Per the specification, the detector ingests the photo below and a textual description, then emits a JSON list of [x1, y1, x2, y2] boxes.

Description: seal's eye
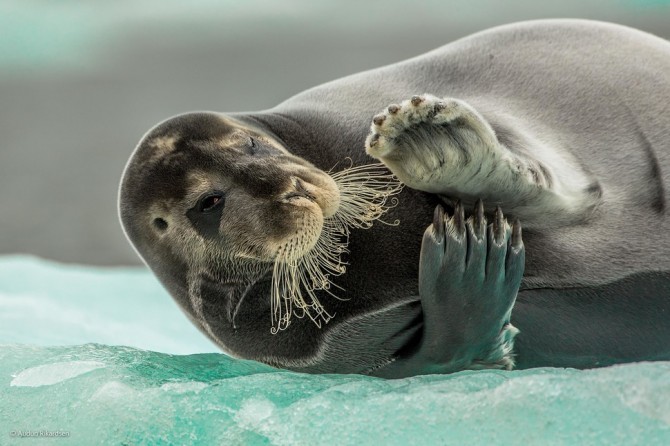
[[244, 137, 256, 155], [244, 136, 276, 157], [198, 192, 225, 213], [187, 191, 226, 238]]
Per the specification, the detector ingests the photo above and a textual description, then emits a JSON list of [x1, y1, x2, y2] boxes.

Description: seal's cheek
[[220, 195, 325, 262], [214, 198, 285, 259], [263, 201, 324, 249]]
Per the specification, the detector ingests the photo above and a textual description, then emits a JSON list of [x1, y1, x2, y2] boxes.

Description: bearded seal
[[119, 19, 670, 378]]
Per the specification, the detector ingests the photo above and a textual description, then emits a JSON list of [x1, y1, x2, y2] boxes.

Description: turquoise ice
[[1, 256, 669, 445]]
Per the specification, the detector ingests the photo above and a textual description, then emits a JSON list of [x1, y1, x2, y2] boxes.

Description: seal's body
[[120, 20, 670, 377]]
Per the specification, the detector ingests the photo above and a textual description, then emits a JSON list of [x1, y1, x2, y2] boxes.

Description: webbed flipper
[[371, 202, 524, 377]]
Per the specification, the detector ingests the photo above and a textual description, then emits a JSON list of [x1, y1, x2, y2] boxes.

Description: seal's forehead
[[123, 113, 248, 208], [137, 112, 240, 164], [147, 135, 179, 159]]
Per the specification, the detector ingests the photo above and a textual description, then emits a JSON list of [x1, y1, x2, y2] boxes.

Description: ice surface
[[10, 360, 106, 387], [3, 345, 670, 445], [0, 256, 218, 353], [1, 256, 670, 445]]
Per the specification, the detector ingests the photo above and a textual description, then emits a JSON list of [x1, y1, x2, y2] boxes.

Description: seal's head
[[119, 112, 401, 347]]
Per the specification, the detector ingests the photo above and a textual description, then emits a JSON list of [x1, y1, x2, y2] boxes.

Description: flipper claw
[[511, 218, 523, 250], [473, 199, 486, 239], [493, 206, 506, 244], [452, 201, 465, 236], [433, 205, 445, 240]]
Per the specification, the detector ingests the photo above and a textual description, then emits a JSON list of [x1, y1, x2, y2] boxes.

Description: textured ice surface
[[1, 256, 670, 445], [3, 345, 670, 445]]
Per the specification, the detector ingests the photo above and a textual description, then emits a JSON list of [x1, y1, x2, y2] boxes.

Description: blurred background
[[1, 0, 669, 266]]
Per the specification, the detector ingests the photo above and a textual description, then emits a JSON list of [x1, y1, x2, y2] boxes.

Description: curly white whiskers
[[270, 162, 403, 333]]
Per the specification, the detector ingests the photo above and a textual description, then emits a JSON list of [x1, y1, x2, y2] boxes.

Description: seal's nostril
[[285, 178, 317, 201], [153, 218, 168, 231], [294, 179, 316, 200]]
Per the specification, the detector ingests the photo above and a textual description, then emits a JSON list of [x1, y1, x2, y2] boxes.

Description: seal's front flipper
[[371, 202, 524, 378], [365, 94, 601, 227]]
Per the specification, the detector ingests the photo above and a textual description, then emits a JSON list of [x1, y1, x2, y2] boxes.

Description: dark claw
[[494, 206, 505, 243], [373, 114, 386, 126], [511, 219, 523, 250], [473, 199, 485, 238], [433, 205, 445, 239], [452, 201, 465, 236], [388, 104, 400, 114], [369, 133, 380, 147], [411, 95, 423, 106]]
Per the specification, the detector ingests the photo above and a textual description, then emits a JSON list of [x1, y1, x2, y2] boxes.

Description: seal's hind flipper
[[371, 202, 525, 378]]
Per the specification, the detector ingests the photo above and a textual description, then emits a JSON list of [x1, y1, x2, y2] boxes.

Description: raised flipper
[[365, 94, 601, 227], [370, 202, 525, 378]]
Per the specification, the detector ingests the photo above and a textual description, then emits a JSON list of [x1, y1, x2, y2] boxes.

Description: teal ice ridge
[[1, 256, 670, 445]]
